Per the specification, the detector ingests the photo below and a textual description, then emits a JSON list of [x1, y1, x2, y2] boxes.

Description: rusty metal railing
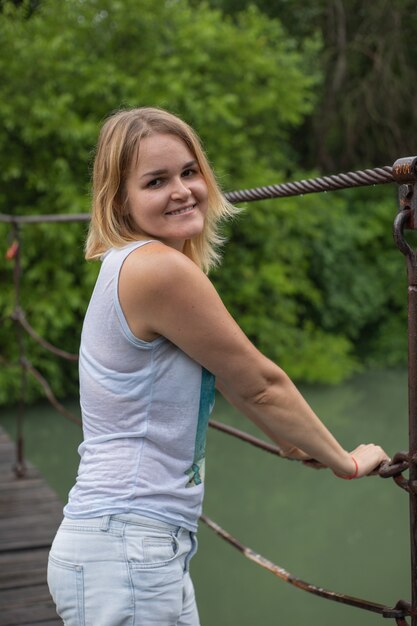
[[2, 155, 417, 624]]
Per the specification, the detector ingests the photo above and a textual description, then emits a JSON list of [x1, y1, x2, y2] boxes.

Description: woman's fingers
[[348, 444, 390, 478], [286, 443, 390, 477]]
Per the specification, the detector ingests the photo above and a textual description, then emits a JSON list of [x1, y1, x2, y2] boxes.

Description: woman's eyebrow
[[182, 160, 197, 169], [140, 160, 197, 180], [141, 168, 166, 179]]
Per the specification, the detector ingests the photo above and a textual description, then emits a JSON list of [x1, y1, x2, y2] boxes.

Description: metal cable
[[224, 166, 394, 204], [200, 515, 409, 620], [22, 358, 82, 426], [12, 308, 79, 361]]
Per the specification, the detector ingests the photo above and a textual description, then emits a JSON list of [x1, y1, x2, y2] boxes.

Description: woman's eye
[[182, 168, 197, 178], [147, 178, 163, 188]]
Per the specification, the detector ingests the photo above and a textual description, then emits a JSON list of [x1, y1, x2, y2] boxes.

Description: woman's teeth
[[167, 205, 195, 216]]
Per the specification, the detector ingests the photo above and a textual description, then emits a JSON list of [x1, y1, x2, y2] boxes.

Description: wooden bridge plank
[[0, 549, 50, 589], [0, 604, 58, 623], [0, 428, 63, 625]]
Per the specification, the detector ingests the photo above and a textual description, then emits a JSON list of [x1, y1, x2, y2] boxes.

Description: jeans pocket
[[126, 532, 180, 571], [142, 534, 179, 566], [47, 554, 85, 626]]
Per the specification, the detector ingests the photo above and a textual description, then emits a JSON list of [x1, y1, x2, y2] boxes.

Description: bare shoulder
[[120, 241, 205, 295], [118, 241, 215, 342]]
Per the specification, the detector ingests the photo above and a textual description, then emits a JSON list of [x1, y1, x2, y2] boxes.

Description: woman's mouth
[[165, 204, 196, 216]]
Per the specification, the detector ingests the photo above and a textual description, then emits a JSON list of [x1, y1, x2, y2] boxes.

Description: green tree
[[0, 0, 323, 403], [201, 0, 417, 171]]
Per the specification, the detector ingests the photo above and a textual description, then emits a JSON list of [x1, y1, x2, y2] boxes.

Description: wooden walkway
[[0, 427, 63, 625]]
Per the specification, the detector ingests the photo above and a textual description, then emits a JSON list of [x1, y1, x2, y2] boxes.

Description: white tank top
[[64, 241, 215, 531]]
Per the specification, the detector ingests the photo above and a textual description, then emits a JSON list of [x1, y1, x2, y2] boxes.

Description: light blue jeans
[[47, 513, 200, 626]]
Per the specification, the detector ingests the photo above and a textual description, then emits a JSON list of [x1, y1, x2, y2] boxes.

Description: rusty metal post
[[407, 245, 417, 626], [11, 221, 27, 477], [393, 157, 417, 625]]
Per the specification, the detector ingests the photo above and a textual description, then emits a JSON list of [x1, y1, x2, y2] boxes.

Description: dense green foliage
[[202, 0, 417, 171], [0, 0, 410, 404]]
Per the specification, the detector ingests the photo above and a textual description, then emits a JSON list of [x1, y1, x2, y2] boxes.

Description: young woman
[[47, 107, 389, 626]]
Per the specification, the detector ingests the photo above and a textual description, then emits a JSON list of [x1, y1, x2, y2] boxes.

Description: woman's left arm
[[215, 379, 314, 461]]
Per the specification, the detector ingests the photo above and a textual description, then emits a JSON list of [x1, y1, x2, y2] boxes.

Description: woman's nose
[[171, 177, 192, 200]]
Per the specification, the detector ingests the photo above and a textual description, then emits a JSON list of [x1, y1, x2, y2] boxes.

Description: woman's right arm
[[119, 244, 389, 477]]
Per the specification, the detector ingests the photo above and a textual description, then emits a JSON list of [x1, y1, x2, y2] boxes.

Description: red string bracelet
[[333, 455, 359, 480]]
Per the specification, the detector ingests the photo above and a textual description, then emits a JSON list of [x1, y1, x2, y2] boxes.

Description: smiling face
[[125, 133, 209, 251]]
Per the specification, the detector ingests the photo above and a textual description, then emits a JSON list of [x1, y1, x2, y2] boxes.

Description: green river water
[[0, 368, 410, 626]]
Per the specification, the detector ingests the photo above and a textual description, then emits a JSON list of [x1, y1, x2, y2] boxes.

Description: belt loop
[[100, 515, 111, 532]]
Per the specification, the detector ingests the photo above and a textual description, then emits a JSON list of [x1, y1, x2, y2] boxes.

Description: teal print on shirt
[[185, 368, 216, 487]]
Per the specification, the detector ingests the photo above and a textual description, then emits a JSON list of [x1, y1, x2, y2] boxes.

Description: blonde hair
[[85, 107, 238, 272]]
